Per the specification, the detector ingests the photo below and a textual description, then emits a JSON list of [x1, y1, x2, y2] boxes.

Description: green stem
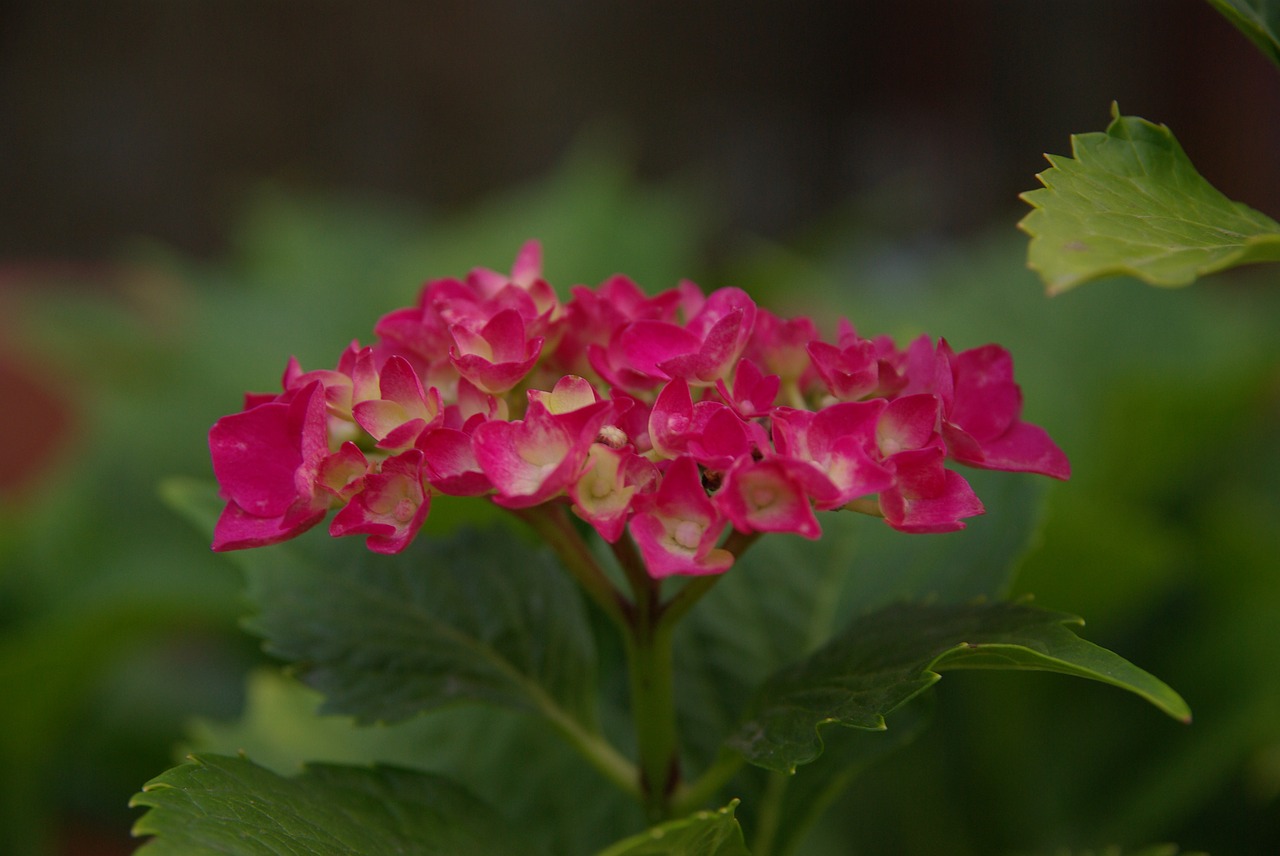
[[530, 685, 641, 801], [512, 504, 630, 631], [751, 770, 791, 856], [508, 506, 647, 801], [626, 611, 680, 820]]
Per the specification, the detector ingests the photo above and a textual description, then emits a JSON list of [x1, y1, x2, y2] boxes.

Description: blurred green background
[[2, 2, 1279, 854]]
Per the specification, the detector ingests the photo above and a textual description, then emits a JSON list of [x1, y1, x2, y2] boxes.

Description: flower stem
[[626, 606, 680, 820], [512, 504, 630, 631], [750, 770, 791, 856]]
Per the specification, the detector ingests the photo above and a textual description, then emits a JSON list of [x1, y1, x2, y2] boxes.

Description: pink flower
[[472, 381, 613, 508], [878, 446, 984, 533], [771, 402, 892, 508], [570, 445, 658, 542], [209, 381, 330, 550], [450, 308, 544, 395], [418, 428, 492, 496], [909, 339, 1070, 480], [629, 456, 733, 578], [746, 309, 819, 388], [330, 450, 430, 554], [616, 287, 758, 387], [208, 242, 1068, 561], [351, 356, 443, 451], [714, 358, 779, 419], [715, 456, 836, 539]]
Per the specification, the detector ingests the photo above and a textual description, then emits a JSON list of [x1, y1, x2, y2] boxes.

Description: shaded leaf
[[767, 698, 932, 856], [1019, 108, 1280, 293], [131, 754, 536, 855], [595, 802, 750, 856], [163, 478, 597, 728], [185, 670, 646, 856], [730, 600, 1189, 773], [675, 469, 1047, 768], [1208, 0, 1280, 67]]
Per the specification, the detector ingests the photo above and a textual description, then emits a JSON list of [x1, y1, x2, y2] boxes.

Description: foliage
[[1020, 106, 1280, 293], [1207, 0, 1280, 67]]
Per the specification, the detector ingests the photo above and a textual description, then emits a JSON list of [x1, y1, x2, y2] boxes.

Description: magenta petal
[[619, 320, 702, 379], [211, 501, 324, 551], [511, 239, 543, 286], [209, 404, 299, 517], [628, 456, 732, 578], [472, 404, 579, 507], [451, 339, 543, 394], [717, 458, 823, 539], [210, 382, 326, 518], [959, 420, 1071, 479], [649, 378, 694, 458], [329, 451, 429, 554], [420, 428, 492, 496], [629, 514, 733, 578], [881, 469, 984, 533], [949, 344, 1021, 440], [877, 394, 941, 456]]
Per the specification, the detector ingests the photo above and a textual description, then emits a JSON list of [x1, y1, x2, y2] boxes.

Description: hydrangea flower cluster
[[209, 242, 1068, 577]]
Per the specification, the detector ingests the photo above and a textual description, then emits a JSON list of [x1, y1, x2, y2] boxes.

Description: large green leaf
[[185, 670, 646, 856], [131, 754, 536, 855], [1019, 108, 1280, 293], [595, 802, 750, 856], [163, 479, 597, 729], [729, 600, 1189, 773], [1208, 0, 1280, 67]]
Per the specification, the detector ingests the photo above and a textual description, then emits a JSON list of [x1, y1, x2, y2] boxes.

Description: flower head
[[209, 242, 1067, 567]]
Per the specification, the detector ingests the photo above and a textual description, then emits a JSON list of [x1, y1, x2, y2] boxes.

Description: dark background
[[3, 0, 1279, 263]]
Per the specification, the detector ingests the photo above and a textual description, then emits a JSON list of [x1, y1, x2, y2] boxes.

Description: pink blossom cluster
[[209, 242, 1068, 577]]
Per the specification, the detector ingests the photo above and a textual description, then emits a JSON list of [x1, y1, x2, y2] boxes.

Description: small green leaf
[[1208, 0, 1280, 68], [131, 754, 536, 855], [594, 802, 750, 856], [730, 600, 1189, 773], [1019, 107, 1280, 293]]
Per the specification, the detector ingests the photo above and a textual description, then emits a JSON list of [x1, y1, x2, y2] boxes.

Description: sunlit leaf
[[1019, 108, 1280, 293]]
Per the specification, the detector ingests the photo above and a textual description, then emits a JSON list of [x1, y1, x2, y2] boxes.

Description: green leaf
[[131, 754, 537, 855], [1208, 0, 1280, 67], [1019, 107, 1280, 293], [163, 479, 598, 729], [1024, 847, 1205, 856], [675, 469, 1047, 768], [594, 802, 750, 856], [730, 600, 1190, 773], [184, 670, 647, 856]]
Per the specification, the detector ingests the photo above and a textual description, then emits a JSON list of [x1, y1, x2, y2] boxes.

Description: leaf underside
[[730, 599, 1190, 773], [1208, 0, 1280, 68], [1019, 107, 1280, 293]]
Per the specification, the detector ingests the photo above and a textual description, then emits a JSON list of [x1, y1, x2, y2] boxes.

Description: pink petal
[[716, 458, 823, 539], [211, 501, 324, 551], [880, 468, 984, 534], [329, 451, 430, 554]]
